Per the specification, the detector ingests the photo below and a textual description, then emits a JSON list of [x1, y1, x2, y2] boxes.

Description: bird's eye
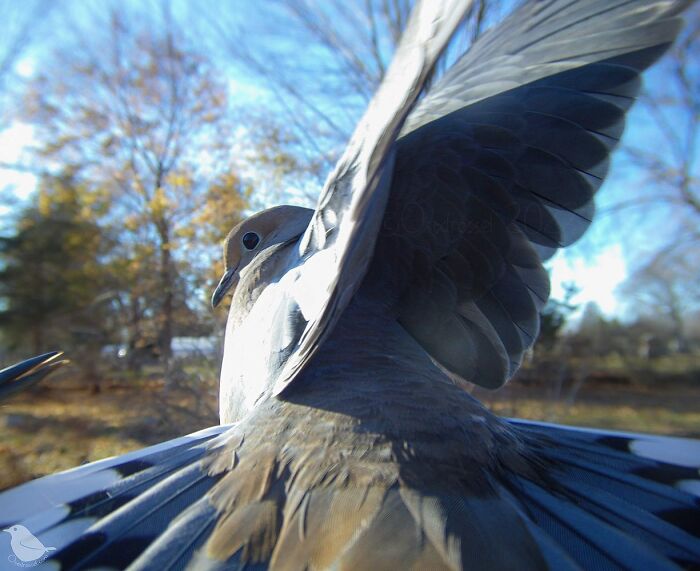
[[242, 232, 260, 250]]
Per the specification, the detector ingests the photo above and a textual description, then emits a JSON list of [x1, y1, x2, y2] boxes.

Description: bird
[[3, 524, 56, 563], [0, 351, 67, 401], [1, 0, 699, 570]]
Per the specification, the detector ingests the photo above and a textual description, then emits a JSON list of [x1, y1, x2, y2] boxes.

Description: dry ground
[[0, 378, 218, 490], [1, 374, 698, 491], [475, 381, 700, 436]]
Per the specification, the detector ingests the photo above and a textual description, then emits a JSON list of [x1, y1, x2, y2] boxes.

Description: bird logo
[[3, 525, 55, 567]]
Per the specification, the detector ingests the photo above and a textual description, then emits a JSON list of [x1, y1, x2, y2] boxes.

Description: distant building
[[171, 336, 219, 357], [101, 337, 220, 362]]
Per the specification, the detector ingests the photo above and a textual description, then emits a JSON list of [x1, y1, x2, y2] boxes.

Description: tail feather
[[128, 499, 219, 571], [511, 477, 682, 571], [0, 425, 230, 570], [2, 419, 698, 569], [513, 421, 700, 496], [0, 425, 229, 527], [523, 522, 583, 571], [65, 439, 219, 517], [3, 436, 221, 562], [554, 479, 700, 564], [541, 448, 695, 513], [507, 420, 700, 569], [54, 462, 222, 570]]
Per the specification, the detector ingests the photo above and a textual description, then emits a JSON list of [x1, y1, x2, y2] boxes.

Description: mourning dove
[[0, 351, 66, 401], [1, 1, 699, 569]]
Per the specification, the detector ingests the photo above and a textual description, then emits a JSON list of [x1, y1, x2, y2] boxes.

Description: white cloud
[[228, 76, 269, 102], [548, 244, 628, 317], [0, 122, 37, 200]]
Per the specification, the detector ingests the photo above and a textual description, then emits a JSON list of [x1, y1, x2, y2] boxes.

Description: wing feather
[[364, 1, 689, 388], [264, 0, 477, 395]]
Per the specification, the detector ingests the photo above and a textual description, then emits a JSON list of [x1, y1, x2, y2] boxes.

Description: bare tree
[[190, 0, 496, 202], [621, 245, 700, 354], [23, 7, 242, 368], [607, 8, 699, 255], [564, 6, 699, 332]]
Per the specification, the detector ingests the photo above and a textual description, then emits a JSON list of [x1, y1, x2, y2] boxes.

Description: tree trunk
[[32, 325, 43, 355], [33, 258, 45, 353], [126, 295, 143, 373], [668, 295, 690, 353], [157, 221, 174, 368]]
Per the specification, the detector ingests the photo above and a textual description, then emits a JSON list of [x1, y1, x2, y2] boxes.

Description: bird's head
[[3, 524, 29, 538], [211, 205, 313, 308]]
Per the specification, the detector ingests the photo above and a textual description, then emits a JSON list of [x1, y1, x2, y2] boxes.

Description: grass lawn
[[0, 379, 217, 490], [475, 382, 700, 436], [1, 375, 698, 491]]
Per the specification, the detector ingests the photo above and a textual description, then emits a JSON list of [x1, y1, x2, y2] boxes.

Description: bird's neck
[[219, 242, 300, 423]]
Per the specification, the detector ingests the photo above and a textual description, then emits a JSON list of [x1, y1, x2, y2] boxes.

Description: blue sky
[[0, 1, 695, 323]]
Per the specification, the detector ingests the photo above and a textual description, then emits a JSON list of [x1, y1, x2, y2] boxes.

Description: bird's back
[[191, 294, 550, 570], [145, 294, 699, 569]]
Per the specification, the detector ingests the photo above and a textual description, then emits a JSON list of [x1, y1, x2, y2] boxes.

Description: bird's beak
[[2, 528, 9, 533], [211, 268, 238, 309]]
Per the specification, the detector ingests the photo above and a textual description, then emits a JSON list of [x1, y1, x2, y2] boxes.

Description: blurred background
[[0, 0, 698, 490]]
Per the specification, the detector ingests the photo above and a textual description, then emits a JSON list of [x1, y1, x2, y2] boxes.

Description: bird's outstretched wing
[[0, 351, 67, 401], [245, 0, 691, 396], [369, 0, 691, 388], [262, 0, 476, 395]]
